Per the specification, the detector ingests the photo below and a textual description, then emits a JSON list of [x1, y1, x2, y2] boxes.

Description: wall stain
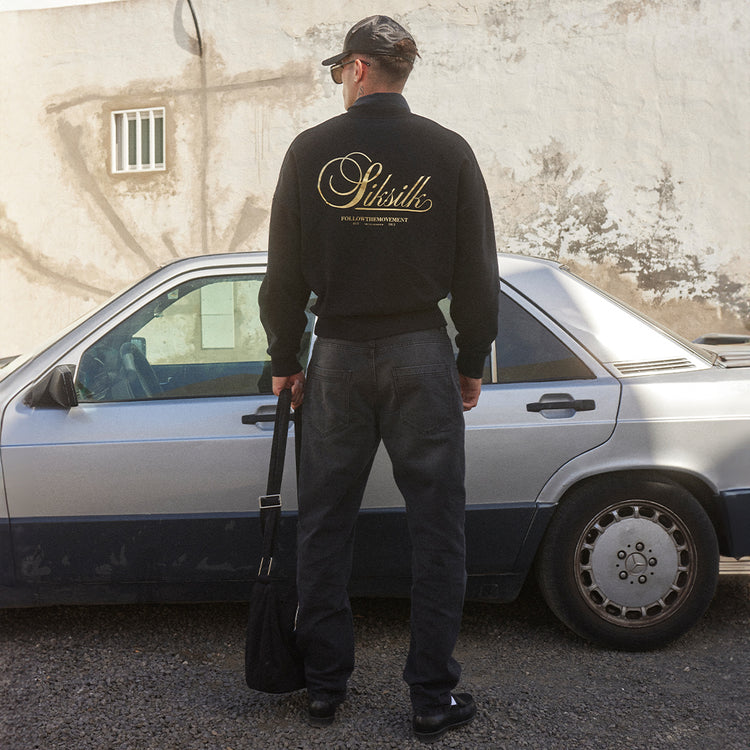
[[0, 205, 110, 298], [161, 232, 182, 259], [45, 70, 314, 118], [228, 197, 268, 254], [55, 119, 160, 271], [17, 57, 318, 306], [606, 0, 701, 25], [500, 139, 749, 334]]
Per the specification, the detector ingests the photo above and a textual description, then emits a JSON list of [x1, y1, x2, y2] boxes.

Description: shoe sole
[[307, 713, 336, 728]]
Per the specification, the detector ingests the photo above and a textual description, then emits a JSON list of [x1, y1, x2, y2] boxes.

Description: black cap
[[321, 15, 417, 67]]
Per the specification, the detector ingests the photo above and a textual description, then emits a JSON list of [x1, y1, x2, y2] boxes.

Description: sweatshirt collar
[[347, 92, 411, 115]]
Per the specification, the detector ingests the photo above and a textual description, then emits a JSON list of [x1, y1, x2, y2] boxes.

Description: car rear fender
[[535, 462, 747, 558]]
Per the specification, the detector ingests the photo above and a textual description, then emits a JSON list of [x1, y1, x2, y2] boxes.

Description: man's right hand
[[272, 372, 306, 409]]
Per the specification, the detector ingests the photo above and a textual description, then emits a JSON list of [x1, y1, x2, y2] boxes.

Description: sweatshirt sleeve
[[259, 146, 312, 377], [450, 148, 500, 379]]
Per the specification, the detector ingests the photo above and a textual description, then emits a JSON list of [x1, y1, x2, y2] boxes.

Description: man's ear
[[355, 58, 368, 82]]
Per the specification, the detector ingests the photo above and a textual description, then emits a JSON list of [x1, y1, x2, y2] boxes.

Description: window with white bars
[[111, 108, 165, 173]]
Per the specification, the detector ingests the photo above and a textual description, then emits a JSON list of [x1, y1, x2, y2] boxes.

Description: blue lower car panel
[[718, 490, 750, 558], [3, 503, 551, 608], [0, 520, 13, 587]]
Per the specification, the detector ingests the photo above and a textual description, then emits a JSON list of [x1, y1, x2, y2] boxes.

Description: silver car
[[1, 253, 748, 650]]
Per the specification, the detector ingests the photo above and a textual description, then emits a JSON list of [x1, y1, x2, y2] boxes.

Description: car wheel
[[535, 475, 719, 650]]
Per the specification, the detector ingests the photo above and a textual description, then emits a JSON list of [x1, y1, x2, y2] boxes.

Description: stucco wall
[[1, 0, 748, 356]]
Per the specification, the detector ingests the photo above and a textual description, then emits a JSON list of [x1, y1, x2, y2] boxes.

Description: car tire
[[535, 475, 719, 650]]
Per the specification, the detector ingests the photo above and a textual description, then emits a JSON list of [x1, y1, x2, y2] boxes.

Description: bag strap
[[258, 388, 292, 576]]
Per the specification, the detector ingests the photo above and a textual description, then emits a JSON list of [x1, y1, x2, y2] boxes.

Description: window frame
[[111, 107, 165, 174]]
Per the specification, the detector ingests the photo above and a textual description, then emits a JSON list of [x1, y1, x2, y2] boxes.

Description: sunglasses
[[329, 58, 371, 84]]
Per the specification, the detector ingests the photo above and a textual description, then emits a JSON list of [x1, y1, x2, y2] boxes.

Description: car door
[[1, 267, 312, 595], [357, 286, 621, 580], [467, 288, 621, 499]]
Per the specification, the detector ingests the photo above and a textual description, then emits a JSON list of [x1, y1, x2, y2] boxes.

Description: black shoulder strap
[[258, 388, 292, 575]]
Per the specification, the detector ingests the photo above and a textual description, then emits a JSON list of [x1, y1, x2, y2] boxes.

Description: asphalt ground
[[1, 574, 748, 750]]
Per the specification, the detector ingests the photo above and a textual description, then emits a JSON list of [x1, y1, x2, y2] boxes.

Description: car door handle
[[242, 408, 297, 425], [526, 398, 596, 413]]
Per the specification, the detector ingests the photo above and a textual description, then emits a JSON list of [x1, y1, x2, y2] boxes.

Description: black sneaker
[[412, 693, 476, 743]]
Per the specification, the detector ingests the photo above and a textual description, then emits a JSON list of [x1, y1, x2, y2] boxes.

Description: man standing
[[259, 15, 499, 742]]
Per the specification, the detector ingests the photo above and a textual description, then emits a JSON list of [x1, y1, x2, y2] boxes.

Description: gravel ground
[[1, 576, 748, 750]]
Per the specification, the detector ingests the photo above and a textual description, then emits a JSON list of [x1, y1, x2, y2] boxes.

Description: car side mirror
[[24, 365, 79, 409]]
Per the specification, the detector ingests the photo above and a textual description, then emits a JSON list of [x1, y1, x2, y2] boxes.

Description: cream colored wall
[[1, 0, 748, 357]]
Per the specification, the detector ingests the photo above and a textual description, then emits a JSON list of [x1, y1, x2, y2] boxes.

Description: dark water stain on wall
[[499, 139, 749, 335], [0, 204, 111, 299], [56, 119, 160, 272]]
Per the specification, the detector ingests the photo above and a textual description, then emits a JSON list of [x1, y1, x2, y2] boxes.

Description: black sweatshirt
[[259, 93, 499, 379]]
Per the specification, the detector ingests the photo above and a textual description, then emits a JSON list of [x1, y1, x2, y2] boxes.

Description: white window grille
[[111, 108, 165, 173]]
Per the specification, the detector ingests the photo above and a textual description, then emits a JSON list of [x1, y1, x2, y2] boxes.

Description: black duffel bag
[[244, 388, 306, 693]]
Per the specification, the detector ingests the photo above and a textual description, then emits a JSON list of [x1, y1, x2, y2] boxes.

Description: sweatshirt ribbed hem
[[314, 308, 446, 343]]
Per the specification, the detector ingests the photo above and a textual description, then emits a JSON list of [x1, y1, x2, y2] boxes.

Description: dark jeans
[[296, 328, 467, 714]]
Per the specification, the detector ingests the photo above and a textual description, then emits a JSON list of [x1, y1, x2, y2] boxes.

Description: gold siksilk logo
[[318, 152, 433, 212]]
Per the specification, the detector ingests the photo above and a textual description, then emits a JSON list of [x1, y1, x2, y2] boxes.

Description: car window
[[75, 274, 313, 402], [439, 292, 594, 384], [495, 293, 594, 383]]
